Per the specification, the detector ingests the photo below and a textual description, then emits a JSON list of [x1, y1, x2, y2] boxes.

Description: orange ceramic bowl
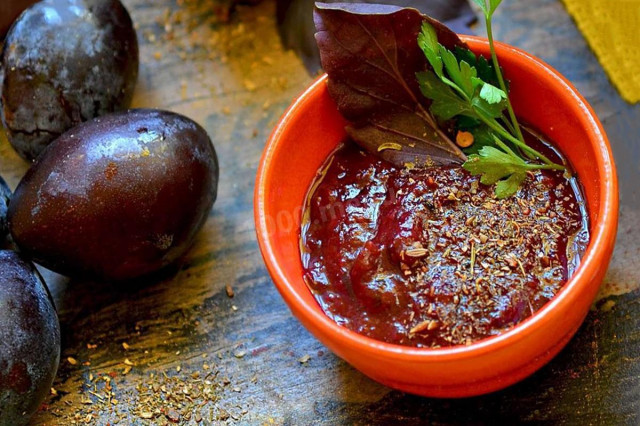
[[254, 36, 618, 397]]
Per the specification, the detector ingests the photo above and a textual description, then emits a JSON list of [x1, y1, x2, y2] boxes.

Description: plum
[[8, 109, 219, 281], [0, 0, 139, 161], [0, 250, 60, 426], [0, 0, 37, 37], [0, 176, 10, 239]]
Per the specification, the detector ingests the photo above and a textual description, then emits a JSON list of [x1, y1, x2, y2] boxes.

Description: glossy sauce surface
[[301, 141, 588, 348]]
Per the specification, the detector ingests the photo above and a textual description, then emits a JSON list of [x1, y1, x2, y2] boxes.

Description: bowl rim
[[254, 35, 618, 361]]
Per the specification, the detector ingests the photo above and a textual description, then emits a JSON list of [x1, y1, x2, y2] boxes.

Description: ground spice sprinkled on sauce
[[301, 139, 588, 348]]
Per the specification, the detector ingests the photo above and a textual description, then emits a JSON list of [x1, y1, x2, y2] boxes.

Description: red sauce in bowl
[[300, 139, 588, 348]]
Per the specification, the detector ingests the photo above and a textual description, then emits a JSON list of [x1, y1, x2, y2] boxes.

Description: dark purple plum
[[0, 176, 10, 239], [0, 0, 139, 161], [0, 0, 37, 37], [0, 250, 60, 426], [8, 109, 219, 281]]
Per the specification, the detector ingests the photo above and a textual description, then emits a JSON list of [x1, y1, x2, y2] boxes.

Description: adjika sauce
[[300, 136, 588, 348]]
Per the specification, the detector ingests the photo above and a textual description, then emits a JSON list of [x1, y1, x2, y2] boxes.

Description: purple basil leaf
[[276, 0, 476, 74], [314, 2, 468, 166], [345, 111, 465, 166]]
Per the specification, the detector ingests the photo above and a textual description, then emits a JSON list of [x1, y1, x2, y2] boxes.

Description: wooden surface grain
[[0, 0, 636, 424]]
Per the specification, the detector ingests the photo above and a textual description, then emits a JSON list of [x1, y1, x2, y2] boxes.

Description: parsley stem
[[499, 113, 529, 158], [443, 77, 471, 102], [485, 16, 526, 145], [493, 136, 564, 171], [477, 114, 563, 168], [492, 135, 518, 158], [525, 163, 566, 171], [500, 113, 515, 134]]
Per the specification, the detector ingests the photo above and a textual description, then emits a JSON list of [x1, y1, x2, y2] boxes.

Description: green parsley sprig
[[416, 0, 565, 198], [473, 0, 526, 146]]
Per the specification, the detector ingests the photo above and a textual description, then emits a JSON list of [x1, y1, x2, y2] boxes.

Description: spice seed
[[166, 408, 181, 423], [405, 248, 428, 257], [298, 354, 311, 364], [225, 284, 234, 298]]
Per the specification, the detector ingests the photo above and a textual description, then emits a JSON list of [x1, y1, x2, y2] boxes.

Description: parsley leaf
[[495, 171, 526, 198], [439, 45, 476, 98], [462, 146, 529, 198], [479, 83, 506, 104], [417, 23, 443, 77], [463, 146, 528, 185], [471, 0, 488, 15], [454, 47, 501, 87], [417, 71, 471, 120], [472, 0, 503, 17], [418, 23, 509, 125], [455, 115, 482, 129], [471, 92, 505, 119], [489, 0, 503, 15], [417, 16, 565, 198]]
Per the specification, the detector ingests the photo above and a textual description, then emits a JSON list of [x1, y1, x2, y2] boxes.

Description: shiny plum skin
[[0, 0, 138, 161], [0, 250, 60, 426], [8, 109, 219, 281], [0, 176, 10, 239], [0, 0, 37, 37]]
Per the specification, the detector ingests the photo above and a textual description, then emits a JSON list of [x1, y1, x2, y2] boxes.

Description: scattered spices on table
[[40, 356, 250, 424]]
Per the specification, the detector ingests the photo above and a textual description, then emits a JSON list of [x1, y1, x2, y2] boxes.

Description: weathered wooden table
[[0, 0, 636, 424]]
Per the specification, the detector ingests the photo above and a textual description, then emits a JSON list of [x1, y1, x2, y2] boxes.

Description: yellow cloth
[[563, 0, 640, 103]]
